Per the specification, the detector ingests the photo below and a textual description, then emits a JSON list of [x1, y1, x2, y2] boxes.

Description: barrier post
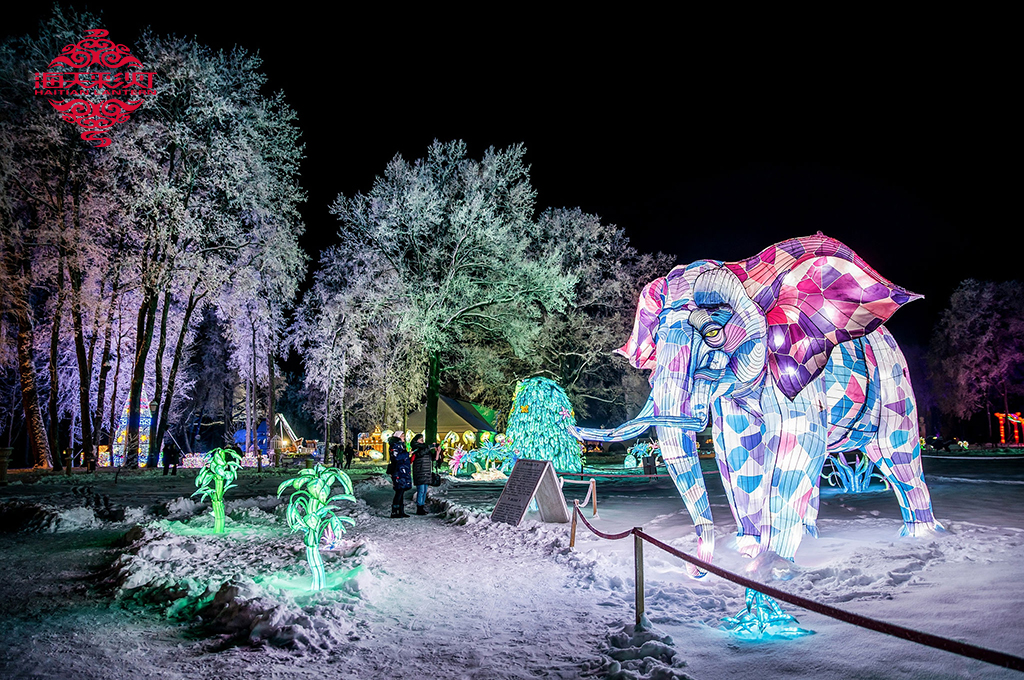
[[634, 528, 645, 629], [590, 478, 597, 516], [570, 501, 578, 549]]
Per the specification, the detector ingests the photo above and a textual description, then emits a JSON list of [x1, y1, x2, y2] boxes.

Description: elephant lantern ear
[[615, 276, 667, 370], [762, 254, 920, 399]]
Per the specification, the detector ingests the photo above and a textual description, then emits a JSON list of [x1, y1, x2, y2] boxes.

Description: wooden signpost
[[490, 459, 571, 526]]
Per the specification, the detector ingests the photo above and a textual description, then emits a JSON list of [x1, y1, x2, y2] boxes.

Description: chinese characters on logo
[[33, 28, 155, 147]]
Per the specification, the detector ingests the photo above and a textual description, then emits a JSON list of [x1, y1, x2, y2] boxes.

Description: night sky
[[5, 5, 1013, 349]]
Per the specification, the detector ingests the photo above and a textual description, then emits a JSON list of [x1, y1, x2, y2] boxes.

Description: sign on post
[[490, 459, 571, 526]]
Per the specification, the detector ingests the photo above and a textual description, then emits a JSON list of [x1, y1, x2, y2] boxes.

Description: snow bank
[[109, 514, 374, 650], [0, 499, 104, 532], [604, 623, 694, 680]]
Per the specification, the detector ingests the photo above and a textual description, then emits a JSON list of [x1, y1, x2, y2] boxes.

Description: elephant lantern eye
[[703, 324, 726, 348]]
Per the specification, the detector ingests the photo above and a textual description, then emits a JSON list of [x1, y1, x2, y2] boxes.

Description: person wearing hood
[[411, 434, 437, 515], [387, 431, 411, 518]]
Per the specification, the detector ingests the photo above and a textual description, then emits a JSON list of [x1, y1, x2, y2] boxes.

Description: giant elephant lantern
[[573, 233, 941, 578]]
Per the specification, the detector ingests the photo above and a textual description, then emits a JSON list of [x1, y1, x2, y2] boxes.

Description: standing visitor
[[387, 431, 411, 518], [162, 440, 180, 476], [411, 434, 436, 515], [344, 443, 355, 469]]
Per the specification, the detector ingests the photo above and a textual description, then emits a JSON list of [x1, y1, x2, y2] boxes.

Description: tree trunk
[[154, 287, 201, 469], [267, 348, 275, 466], [107, 312, 125, 464], [48, 258, 66, 471], [68, 184, 94, 470], [986, 395, 992, 442], [338, 351, 347, 453], [147, 291, 170, 467], [324, 375, 331, 465], [425, 350, 441, 446], [245, 371, 252, 459], [15, 306, 51, 469], [93, 284, 119, 452], [252, 320, 261, 472], [223, 381, 233, 446], [125, 289, 158, 468]]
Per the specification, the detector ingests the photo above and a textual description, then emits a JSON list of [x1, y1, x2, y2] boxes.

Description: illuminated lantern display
[[479, 431, 493, 444], [994, 412, 1022, 446], [453, 441, 515, 476], [504, 377, 583, 473], [111, 390, 154, 467], [192, 448, 242, 533], [462, 431, 476, 446], [571, 234, 941, 637], [277, 464, 356, 591]]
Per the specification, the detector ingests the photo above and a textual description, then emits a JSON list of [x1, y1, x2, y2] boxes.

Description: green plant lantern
[[192, 448, 243, 533], [277, 463, 356, 591]]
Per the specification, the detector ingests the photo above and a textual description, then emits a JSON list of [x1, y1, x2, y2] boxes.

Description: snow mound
[[0, 499, 63, 532], [472, 468, 508, 481], [109, 518, 374, 650], [0, 499, 108, 532], [603, 622, 693, 680], [161, 496, 203, 518], [361, 474, 392, 488]]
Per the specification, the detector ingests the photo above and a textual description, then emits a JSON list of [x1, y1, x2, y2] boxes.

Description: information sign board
[[490, 459, 570, 526]]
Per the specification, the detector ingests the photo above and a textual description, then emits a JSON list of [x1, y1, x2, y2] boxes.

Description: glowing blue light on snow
[[720, 589, 815, 640]]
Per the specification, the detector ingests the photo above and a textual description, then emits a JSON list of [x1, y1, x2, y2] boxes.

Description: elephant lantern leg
[[720, 588, 815, 640], [657, 426, 715, 578], [861, 329, 942, 536]]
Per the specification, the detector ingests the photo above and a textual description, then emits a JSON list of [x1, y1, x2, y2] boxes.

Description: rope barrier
[[570, 504, 1024, 673], [574, 503, 633, 540], [560, 477, 598, 517]]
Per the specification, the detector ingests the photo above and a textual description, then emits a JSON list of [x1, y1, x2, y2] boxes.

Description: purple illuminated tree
[[929, 279, 1024, 436]]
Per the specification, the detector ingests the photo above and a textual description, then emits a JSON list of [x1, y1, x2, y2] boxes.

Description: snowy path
[[319, 499, 610, 678]]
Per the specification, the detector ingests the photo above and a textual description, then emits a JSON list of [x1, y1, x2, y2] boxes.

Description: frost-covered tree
[[292, 251, 419, 451], [1, 9, 304, 471], [329, 141, 576, 444], [928, 279, 1024, 434], [0, 5, 110, 468], [109, 32, 305, 467], [454, 207, 672, 426]]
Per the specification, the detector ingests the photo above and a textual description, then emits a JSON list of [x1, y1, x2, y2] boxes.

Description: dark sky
[[5, 4, 1014, 348]]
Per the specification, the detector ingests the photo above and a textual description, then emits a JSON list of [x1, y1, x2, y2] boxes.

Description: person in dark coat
[[387, 431, 411, 517], [344, 443, 355, 469], [411, 434, 436, 515], [162, 441, 180, 476]]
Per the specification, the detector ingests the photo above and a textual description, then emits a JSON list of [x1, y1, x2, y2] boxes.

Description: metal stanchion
[[570, 500, 579, 548], [634, 528, 645, 629]]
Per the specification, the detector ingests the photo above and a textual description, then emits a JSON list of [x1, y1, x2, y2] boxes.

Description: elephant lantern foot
[[720, 589, 815, 640]]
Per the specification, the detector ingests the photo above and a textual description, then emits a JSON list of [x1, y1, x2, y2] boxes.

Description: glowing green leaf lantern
[[277, 463, 356, 591], [192, 448, 243, 533]]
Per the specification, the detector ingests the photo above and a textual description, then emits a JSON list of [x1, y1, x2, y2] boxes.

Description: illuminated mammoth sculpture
[[574, 234, 941, 577]]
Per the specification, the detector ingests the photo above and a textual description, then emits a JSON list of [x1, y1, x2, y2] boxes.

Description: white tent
[[405, 396, 497, 435]]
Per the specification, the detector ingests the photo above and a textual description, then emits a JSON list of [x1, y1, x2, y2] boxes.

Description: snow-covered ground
[[0, 455, 1021, 679]]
